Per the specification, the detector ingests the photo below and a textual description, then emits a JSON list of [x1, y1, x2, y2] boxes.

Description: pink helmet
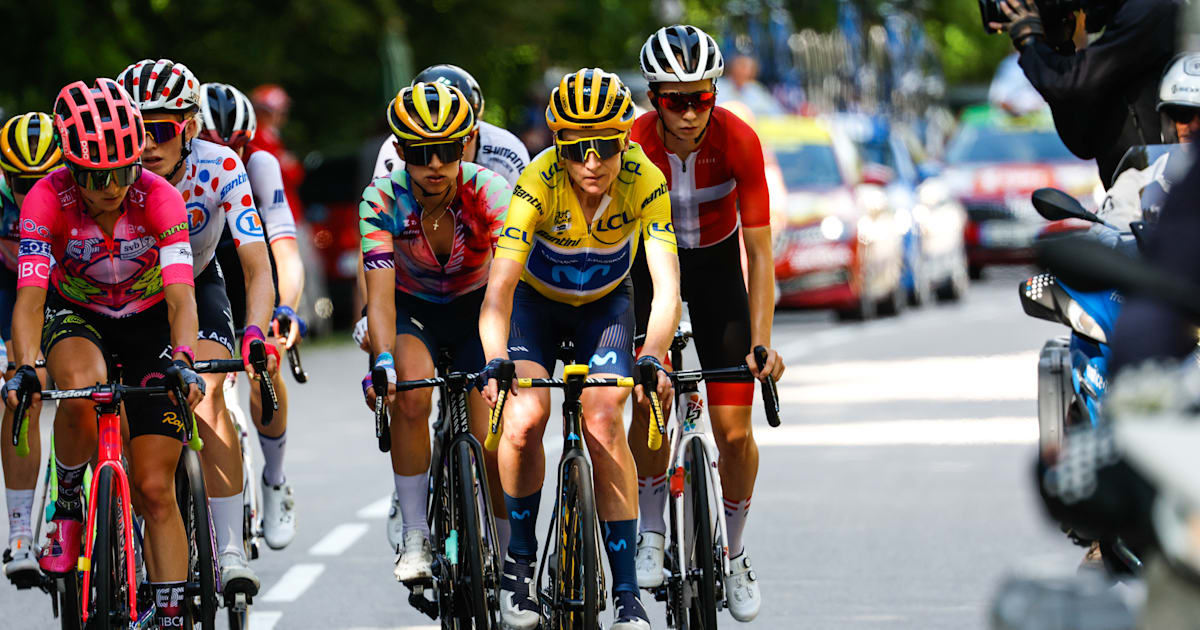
[[54, 79, 145, 169]]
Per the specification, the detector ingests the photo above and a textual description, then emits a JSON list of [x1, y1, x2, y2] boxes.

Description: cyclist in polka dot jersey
[[119, 58, 280, 598]]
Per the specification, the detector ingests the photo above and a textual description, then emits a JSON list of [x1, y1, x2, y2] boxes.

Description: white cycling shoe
[[499, 554, 540, 630], [611, 590, 651, 630], [635, 532, 666, 588], [218, 551, 261, 596], [386, 492, 405, 552], [3, 536, 39, 583], [393, 530, 433, 584], [261, 477, 296, 550], [724, 552, 761, 622]]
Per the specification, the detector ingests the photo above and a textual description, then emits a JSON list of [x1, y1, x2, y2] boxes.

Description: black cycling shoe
[[612, 589, 651, 630]]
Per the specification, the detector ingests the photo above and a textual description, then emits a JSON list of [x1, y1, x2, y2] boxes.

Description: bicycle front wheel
[[555, 455, 598, 630], [686, 439, 717, 630], [177, 449, 218, 628], [89, 466, 130, 630], [454, 440, 499, 629]]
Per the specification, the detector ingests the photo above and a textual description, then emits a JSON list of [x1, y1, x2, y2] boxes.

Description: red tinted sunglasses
[[654, 90, 717, 114]]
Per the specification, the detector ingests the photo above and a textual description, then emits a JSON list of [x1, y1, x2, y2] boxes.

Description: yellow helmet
[[387, 82, 475, 142], [0, 112, 62, 175], [545, 68, 635, 135]]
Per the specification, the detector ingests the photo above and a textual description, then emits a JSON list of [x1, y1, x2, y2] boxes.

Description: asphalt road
[[2, 266, 1083, 629]]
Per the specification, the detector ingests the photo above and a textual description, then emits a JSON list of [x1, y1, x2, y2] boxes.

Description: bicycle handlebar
[[667, 346, 781, 427], [517, 376, 635, 388], [372, 367, 390, 453], [754, 346, 780, 427], [273, 312, 308, 383]]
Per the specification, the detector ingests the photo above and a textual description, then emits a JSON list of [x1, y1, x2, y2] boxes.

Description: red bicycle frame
[[78, 391, 139, 623]]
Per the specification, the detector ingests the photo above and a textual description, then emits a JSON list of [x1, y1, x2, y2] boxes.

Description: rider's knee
[[715, 422, 755, 454], [583, 403, 625, 445], [502, 406, 549, 452], [393, 390, 433, 425], [133, 466, 177, 523], [55, 399, 99, 433]]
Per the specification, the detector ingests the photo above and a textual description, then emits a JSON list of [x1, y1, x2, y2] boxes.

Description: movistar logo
[[510, 510, 531, 520], [551, 264, 610, 285], [590, 351, 618, 367], [607, 539, 627, 552]]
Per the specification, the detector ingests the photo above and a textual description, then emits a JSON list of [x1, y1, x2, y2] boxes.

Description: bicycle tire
[[177, 449, 218, 628], [454, 440, 497, 629], [556, 455, 598, 630], [686, 439, 718, 630], [58, 569, 83, 630]]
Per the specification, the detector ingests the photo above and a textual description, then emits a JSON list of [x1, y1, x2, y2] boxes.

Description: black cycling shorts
[[196, 260, 236, 355], [394, 287, 486, 374], [41, 294, 183, 441], [508, 278, 635, 377], [216, 225, 279, 329], [632, 232, 751, 371]]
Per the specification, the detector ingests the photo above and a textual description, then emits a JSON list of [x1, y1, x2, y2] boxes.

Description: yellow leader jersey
[[495, 144, 677, 306]]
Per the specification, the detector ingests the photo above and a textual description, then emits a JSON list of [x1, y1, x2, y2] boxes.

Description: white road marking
[[755, 417, 1036, 446], [260, 563, 326, 603], [309, 522, 370, 556], [248, 611, 283, 630], [357, 495, 393, 519], [778, 351, 1037, 403]]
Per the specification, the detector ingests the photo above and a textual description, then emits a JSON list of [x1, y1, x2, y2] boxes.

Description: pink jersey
[[18, 168, 194, 318]]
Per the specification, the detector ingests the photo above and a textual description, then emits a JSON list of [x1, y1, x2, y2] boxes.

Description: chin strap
[[165, 138, 192, 182]]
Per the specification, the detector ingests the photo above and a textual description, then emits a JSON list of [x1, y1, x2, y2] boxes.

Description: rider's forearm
[[239, 243, 277, 333], [479, 258, 521, 361], [164, 283, 200, 361], [270, 238, 305, 310], [364, 267, 396, 359], [12, 287, 46, 367], [744, 226, 775, 348]]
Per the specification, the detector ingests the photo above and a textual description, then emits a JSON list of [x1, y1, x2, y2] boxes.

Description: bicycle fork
[[80, 407, 139, 624]]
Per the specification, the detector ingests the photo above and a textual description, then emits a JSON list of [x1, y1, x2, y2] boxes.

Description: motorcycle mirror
[[1035, 235, 1200, 317], [1031, 188, 1102, 224]]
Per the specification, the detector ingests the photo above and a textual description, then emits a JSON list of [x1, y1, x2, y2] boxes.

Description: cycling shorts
[[196, 261, 236, 356], [394, 287, 486, 374], [508, 277, 635, 378], [41, 294, 183, 441], [0, 264, 16, 340], [632, 232, 752, 405]]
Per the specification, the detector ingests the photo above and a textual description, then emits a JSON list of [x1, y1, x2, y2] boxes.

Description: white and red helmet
[[117, 58, 202, 114]]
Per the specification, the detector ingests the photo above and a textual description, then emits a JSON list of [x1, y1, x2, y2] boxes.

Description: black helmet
[[198, 83, 256, 146], [412, 64, 483, 118]]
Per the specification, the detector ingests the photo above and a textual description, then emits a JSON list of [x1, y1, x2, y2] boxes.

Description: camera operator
[[989, 0, 1180, 188]]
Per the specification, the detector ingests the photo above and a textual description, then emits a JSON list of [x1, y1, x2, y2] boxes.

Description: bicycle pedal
[[406, 587, 438, 620], [224, 590, 253, 610], [6, 568, 42, 590]]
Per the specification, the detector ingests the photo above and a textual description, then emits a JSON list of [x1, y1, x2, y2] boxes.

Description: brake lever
[[274, 313, 308, 384], [373, 367, 390, 452], [484, 360, 515, 451], [249, 339, 278, 426], [637, 361, 666, 451], [753, 346, 780, 427]]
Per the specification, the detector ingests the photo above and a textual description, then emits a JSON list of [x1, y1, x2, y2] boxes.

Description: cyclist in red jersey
[[2, 79, 204, 629], [628, 25, 785, 622]]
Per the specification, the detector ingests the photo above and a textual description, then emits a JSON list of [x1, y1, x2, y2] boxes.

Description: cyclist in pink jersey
[[118, 58, 279, 595], [361, 82, 511, 583], [0, 112, 62, 584], [2, 79, 204, 630]]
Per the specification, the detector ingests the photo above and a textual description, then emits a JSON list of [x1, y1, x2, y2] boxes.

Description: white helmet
[[117, 58, 202, 114], [640, 25, 724, 83], [1158, 53, 1200, 111]]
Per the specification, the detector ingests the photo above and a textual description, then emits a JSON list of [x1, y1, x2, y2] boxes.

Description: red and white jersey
[[630, 107, 770, 249]]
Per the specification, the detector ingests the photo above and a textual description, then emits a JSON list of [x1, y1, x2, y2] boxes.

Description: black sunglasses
[[67, 162, 142, 190], [400, 140, 465, 166], [4, 172, 44, 195], [1165, 106, 1200, 124]]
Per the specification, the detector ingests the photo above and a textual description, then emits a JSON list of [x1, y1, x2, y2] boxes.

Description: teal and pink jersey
[[18, 168, 194, 318], [359, 162, 511, 304]]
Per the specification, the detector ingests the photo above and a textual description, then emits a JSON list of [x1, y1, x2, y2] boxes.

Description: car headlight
[[1066, 300, 1107, 344], [820, 216, 844, 240]]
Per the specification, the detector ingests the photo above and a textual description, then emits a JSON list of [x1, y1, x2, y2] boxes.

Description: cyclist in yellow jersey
[[479, 68, 680, 630]]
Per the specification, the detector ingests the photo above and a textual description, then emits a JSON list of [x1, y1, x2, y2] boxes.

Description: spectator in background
[[988, 53, 1047, 116], [718, 55, 784, 117], [250, 84, 305, 222]]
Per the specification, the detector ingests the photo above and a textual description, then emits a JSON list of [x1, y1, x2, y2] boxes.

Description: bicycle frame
[[78, 393, 138, 624]]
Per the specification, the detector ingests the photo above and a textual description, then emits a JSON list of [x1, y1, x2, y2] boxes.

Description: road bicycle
[[194, 340, 275, 630], [373, 349, 502, 629], [640, 329, 780, 629], [486, 347, 664, 630], [13, 365, 203, 629]]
